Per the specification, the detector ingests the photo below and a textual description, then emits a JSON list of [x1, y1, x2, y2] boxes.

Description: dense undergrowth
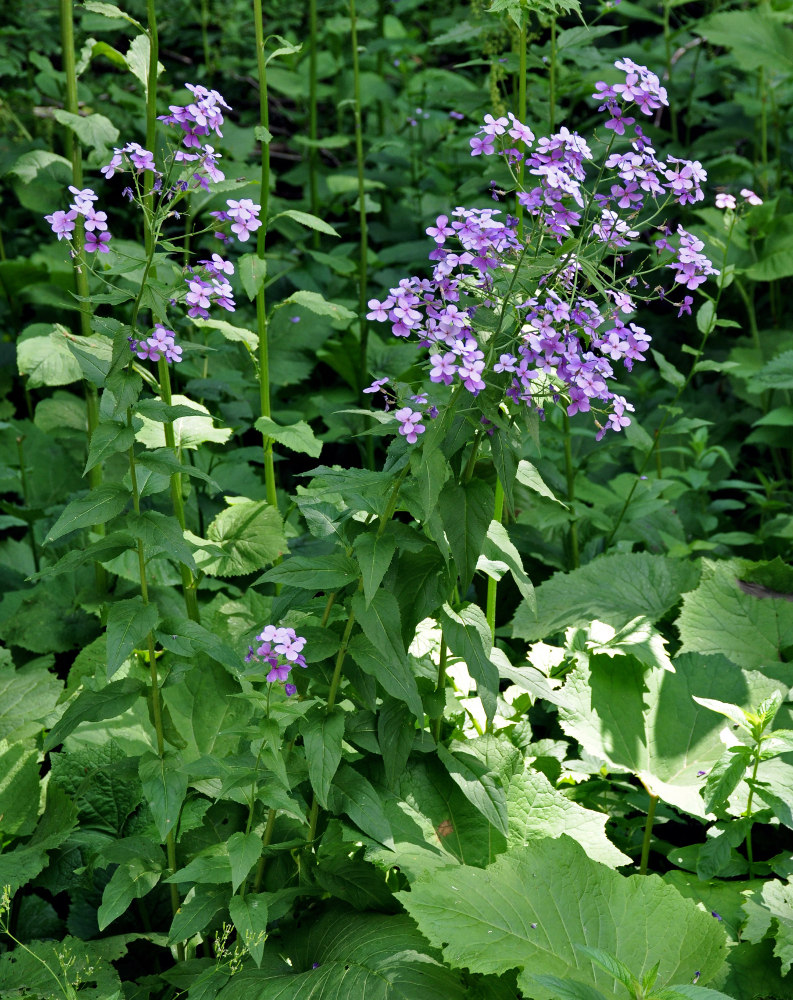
[[1, 0, 793, 997]]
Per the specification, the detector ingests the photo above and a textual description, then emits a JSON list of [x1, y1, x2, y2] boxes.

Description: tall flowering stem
[[308, 0, 320, 243], [125, 411, 182, 948], [143, 0, 159, 256], [252, 1, 278, 510], [59, 0, 105, 591], [349, 0, 371, 418]]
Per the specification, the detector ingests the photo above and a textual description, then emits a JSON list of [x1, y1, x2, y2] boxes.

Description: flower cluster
[[715, 188, 763, 210], [159, 83, 230, 148], [45, 186, 112, 253], [101, 142, 158, 181], [364, 58, 719, 443], [184, 254, 236, 318], [211, 199, 263, 243], [129, 324, 182, 364], [244, 625, 307, 696]]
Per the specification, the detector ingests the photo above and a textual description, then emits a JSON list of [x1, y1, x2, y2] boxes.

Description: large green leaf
[[44, 677, 145, 751], [229, 893, 269, 967], [45, 484, 130, 543], [552, 652, 781, 817], [698, 10, 793, 72], [507, 763, 630, 868], [255, 416, 323, 458], [139, 750, 187, 840], [52, 108, 119, 155], [195, 499, 286, 577], [301, 708, 345, 809], [742, 879, 793, 975], [0, 739, 40, 837], [97, 856, 162, 930], [215, 909, 468, 999], [0, 661, 62, 742], [438, 478, 494, 591], [399, 837, 727, 999], [439, 602, 498, 722], [17, 324, 83, 387], [677, 558, 793, 672], [106, 597, 159, 678], [135, 394, 231, 449], [512, 553, 699, 642]]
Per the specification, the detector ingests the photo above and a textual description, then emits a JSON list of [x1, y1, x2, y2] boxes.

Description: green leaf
[[698, 10, 793, 72], [106, 596, 159, 678], [742, 879, 793, 974], [437, 743, 508, 836], [214, 909, 467, 999], [46, 484, 130, 543], [128, 510, 196, 570], [0, 661, 62, 743], [691, 697, 749, 730], [255, 416, 323, 458], [755, 351, 793, 390], [44, 677, 145, 751], [516, 459, 568, 506], [97, 857, 162, 930], [273, 209, 340, 237], [229, 893, 269, 967], [439, 479, 494, 591], [67, 332, 114, 385], [353, 533, 396, 606], [575, 946, 637, 989], [399, 838, 727, 999], [553, 652, 781, 817], [0, 740, 41, 837], [139, 750, 187, 840], [83, 0, 144, 28], [17, 325, 83, 387], [507, 763, 630, 868], [261, 553, 359, 590], [301, 709, 345, 809], [51, 108, 119, 155], [192, 317, 258, 350], [481, 520, 535, 608], [530, 975, 609, 1000], [280, 290, 356, 324], [401, 448, 450, 522], [125, 33, 164, 95], [378, 698, 415, 789], [168, 885, 227, 944], [350, 592, 423, 719], [678, 558, 793, 670], [651, 348, 686, 388], [254, 124, 273, 144], [512, 552, 698, 642], [701, 752, 748, 814], [197, 499, 286, 577], [84, 419, 135, 473], [239, 253, 268, 301], [439, 602, 498, 722], [327, 763, 393, 847], [135, 394, 232, 449]]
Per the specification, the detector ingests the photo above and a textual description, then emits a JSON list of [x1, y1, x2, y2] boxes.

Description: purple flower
[[715, 192, 736, 210], [363, 377, 389, 394], [470, 134, 495, 157], [741, 187, 763, 206], [159, 82, 231, 149], [45, 209, 78, 240], [394, 407, 425, 443], [245, 625, 308, 691], [678, 296, 693, 317], [226, 198, 262, 242], [85, 230, 112, 253]]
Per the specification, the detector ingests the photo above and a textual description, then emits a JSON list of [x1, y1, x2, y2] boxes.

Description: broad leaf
[[97, 857, 162, 930], [437, 743, 508, 836], [229, 893, 269, 967], [512, 553, 699, 642], [255, 416, 323, 458], [399, 837, 727, 998], [198, 499, 286, 577], [46, 484, 129, 543], [106, 597, 159, 678], [139, 751, 187, 840], [353, 533, 397, 607], [439, 602, 498, 722], [438, 478, 494, 591], [327, 764, 393, 847], [44, 677, 145, 751], [17, 325, 83, 387], [301, 709, 345, 809]]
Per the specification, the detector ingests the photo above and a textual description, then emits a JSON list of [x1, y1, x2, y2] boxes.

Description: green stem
[[143, 0, 159, 256], [431, 639, 448, 743], [744, 750, 760, 877], [562, 414, 579, 569], [157, 359, 201, 622], [308, 0, 319, 245], [16, 437, 39, 574], [200, 0, 212, 74], [486, 478, 504, 637], [516, 19, 527, 236], [127, 412, 182, 949], [662, 1, 678, 144], [60, 0, 105, 591], [349, 0, 368, 389], [548, 17, 556, 132], [639, 793, 659, 875], [253, 2, 278, 509]]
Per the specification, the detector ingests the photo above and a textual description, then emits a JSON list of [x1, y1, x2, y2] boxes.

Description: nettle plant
[[5, 52, 763, 1000]]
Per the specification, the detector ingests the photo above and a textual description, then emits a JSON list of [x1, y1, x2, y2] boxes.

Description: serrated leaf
[[398, 837, 727, 999], [52, 109, 119, 155], [229, 894, 269, 967], [281, 290, 356, 323], [97, 857, 162, 931], [84, 419, 135, 474], [17, 326, 83, 387], [140, 750, 187, 841], [481, 520, 535, 608], [273, 209, 340, 237], [512, 552, 698, 643], [192, 317, 258, 350], [301, 709, 345, 808], [198, 499, 286, 577], [353, 533, 396, 606], [437, 743, 508, 836], [350, 592, 423, 719], [327, 764, 393, 848], [262, 552, 359, 590], [254, 125, 273, 143], [516, 459, 567, 506], [255, 416, 323, 458], [439, 602, 498, 722], [439, 478, 494, 591], [378, 698, 415, 790], [46, 484, 130, 543], [106, 597, 159, 678], [83, 0, 144, 28], [168, 885, 227, 944], [44, 677, 145, 751], [239, 253, 267, 301], [135, 394, 231, 449]]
